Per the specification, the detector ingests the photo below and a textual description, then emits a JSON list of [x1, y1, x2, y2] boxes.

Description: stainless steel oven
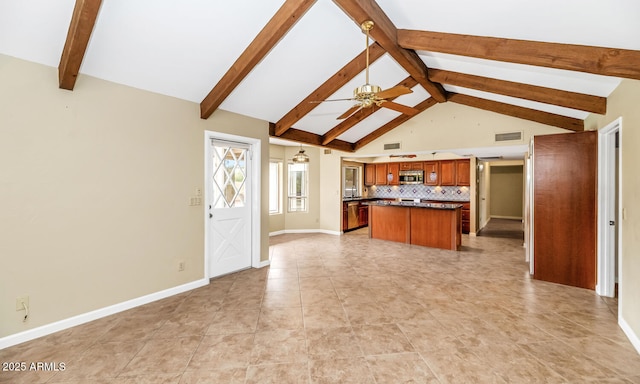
[[399, 170, 424, 184]]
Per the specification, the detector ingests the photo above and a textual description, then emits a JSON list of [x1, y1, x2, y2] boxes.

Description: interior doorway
[[597, 118, 621, 298]]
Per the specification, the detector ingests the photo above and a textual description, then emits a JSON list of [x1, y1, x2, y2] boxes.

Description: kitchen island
[[364, 200, 462, 251]]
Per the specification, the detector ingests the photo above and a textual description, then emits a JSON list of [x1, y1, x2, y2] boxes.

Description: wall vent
[[383, 142, 401, 150], [324, 149, 332, 155], [495, 131, 523, 142]]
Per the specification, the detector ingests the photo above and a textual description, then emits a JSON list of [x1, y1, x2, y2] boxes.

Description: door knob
[[609, 220, 615, 225]]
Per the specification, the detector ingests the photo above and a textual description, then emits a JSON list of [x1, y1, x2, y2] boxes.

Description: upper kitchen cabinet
[[387, 163, 400, 185], [364, 163, 376, 186], [423, 161, 439, 186], [375, 163, 388, 185], [456, 159, 471, 186], [400, 161, 424, 171], [439, 160, 457, 186]]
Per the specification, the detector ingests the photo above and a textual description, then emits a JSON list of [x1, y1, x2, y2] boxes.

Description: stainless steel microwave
[[399, 170, 424, 184]]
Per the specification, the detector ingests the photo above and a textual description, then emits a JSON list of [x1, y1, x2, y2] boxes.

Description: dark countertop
[[342, 197, 379, 202], [363, 200, 463, 210]]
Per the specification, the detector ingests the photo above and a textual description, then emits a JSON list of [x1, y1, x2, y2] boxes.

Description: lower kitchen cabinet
[[342, 201, 369, 232], [358, 205, 368, 227]]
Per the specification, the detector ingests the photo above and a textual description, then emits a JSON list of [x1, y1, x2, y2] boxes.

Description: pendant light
[[429, 152, 438, 182], [292, 145, 309, 163]]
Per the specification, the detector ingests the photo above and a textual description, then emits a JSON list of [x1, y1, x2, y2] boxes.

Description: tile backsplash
[[367, 184, 470, 202]]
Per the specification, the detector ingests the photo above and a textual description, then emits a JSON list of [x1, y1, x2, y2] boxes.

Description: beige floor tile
[[179, 368, 246, 384], [50, 340, 145, 381], [305, 326, 362, 360], [352, 324, 415, 356], [187, 333, 254, 370], [299, 276, 335, 291], [520, 340, 616, 381], [257, 306, 304, 331], [206, 308, 260, 335], [303, 304, 350, 329], [120, 336, 201, 375], [366, 352, 440, 384], [245, 362, 309, 384], [5, 229, 640, 383], [309, 357, 375, 384], [250, 329, 307, 365], [261, 289, 302, 308]]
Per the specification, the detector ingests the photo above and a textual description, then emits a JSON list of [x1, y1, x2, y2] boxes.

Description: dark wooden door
[[533, 131, 597, 289]]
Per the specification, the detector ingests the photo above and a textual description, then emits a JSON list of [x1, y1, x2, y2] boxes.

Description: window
[[288, 162, 308, 212], [343, 166, 360, 198], [269, 160, 282, 214]]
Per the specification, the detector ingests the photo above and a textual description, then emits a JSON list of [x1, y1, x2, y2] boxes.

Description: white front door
[[208, 140, 252, 278]]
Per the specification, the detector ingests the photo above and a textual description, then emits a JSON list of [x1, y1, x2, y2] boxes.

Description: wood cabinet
[[364, 163, 376, 186], [400, 161, 424, 171], [358, 205, 368, 227], [456, 159, 471, 186], [343, 200, 369, 232], [342, 202, 348, 231], [364, 160, 469, 187], [439, 160, 456, 186], [423, 161, 439, 186], [375, 163, 388, 185], [387, 162, 400, 185], [460, 202, 471, 234]]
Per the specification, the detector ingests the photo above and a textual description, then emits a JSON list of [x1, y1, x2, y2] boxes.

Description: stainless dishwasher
[[347, 202, 359, 229]]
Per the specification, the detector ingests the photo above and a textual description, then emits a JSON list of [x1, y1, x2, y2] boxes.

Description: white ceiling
[[1, 0, 638, 156]]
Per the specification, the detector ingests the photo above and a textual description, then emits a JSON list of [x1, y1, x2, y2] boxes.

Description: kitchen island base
[[367, 202, 462, 251]]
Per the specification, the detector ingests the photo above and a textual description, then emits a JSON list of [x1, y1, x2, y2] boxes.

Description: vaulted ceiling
[[2, 0, 639, 154]]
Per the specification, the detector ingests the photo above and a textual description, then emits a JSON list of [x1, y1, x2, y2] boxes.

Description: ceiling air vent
[[383, 142, 401, 150], [495, 131, 523, 142]]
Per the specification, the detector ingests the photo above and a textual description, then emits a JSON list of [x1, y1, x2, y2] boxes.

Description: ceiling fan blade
[[337, 105, 362, 120], [375, 85, 413, 100], [380, 101, 419, 116], [309, 97, 356, 104]]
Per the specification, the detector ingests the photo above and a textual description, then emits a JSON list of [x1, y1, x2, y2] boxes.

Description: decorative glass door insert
[[212, 144, 247, 209]]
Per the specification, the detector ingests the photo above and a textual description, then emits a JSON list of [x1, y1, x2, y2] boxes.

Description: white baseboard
[[490, 215, 524, 220], [0, 278, 209, 350], [619, 315, 640, 354], [256, 259, 271, 268], [269, 229, 341, 236]]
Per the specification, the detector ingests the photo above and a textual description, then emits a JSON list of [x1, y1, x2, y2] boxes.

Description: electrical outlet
[[178, 261, 185, 271], [16, 296, 29, 311]]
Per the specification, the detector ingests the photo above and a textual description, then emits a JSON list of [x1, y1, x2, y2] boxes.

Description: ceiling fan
[[320, 20, 420, 120]]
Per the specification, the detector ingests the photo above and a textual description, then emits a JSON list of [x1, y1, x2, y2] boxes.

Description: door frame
[[204, 130, 262, 280], [596, 118, 622, 297]]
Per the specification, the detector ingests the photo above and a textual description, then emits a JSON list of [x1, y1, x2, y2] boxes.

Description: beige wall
[[354, 101, 567, 156], [586, 79, 640, 344], [489, 165, 524, 219], [0, 54, 270, 338]]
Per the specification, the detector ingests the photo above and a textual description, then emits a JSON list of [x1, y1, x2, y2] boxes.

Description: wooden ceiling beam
[[398, 30, 640, 81], [448, 93, 584, 132], [322, 77, 418, 145], [269, 123, 355, 152], [354, 97, 438, 150], [429, 69, 607, 114], [58, 0, 103, 90], [200, 0, 316, 119], [274, 42, 385, 137], [332, 0, 447, 102]]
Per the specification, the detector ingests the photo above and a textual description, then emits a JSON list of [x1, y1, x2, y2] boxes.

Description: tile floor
[[2, 229, 640, 383]]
